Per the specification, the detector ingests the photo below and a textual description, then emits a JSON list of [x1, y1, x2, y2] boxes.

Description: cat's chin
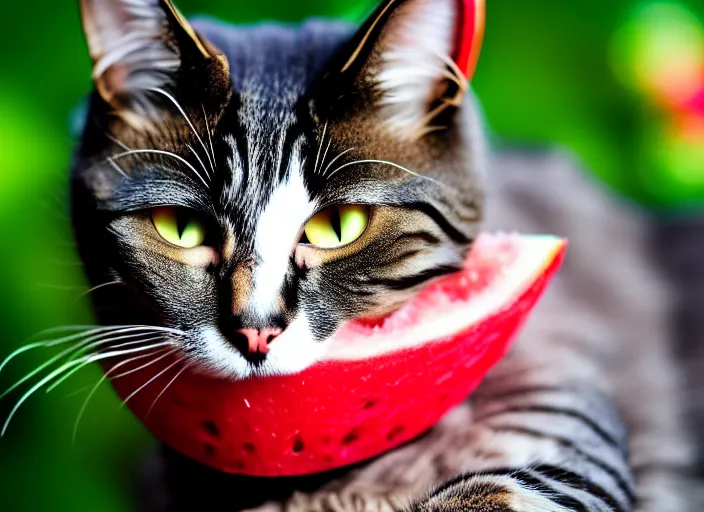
[[187, 313, 327, 380]]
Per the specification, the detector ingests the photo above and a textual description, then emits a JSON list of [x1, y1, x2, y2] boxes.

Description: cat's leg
[[407, 348, 635, 512]]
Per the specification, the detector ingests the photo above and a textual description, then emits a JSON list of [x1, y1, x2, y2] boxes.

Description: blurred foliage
[[611, 2, 704, 205], [0, 0, 703, 510]]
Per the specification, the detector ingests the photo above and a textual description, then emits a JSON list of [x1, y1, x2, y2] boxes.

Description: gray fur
[[485, 149, 700, 511], [653, 217, 704, 474]]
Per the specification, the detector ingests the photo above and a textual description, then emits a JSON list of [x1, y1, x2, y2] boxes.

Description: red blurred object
[[454, 0, 485, 80], [684, 84, 704, 118]]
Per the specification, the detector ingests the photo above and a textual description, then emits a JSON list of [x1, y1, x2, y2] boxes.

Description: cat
[[68, 0, 703, 510]]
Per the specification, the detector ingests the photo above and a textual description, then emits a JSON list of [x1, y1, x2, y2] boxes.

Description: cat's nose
[[233, 327, 282, 356]]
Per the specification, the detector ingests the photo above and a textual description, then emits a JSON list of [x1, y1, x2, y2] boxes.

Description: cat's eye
[[151, 207, 206, 249], [302, 205, 370, 249]]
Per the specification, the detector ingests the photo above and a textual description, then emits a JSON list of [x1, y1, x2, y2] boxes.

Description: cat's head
[[71, 0, 486, 379]]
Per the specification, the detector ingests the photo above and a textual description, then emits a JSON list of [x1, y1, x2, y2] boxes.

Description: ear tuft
[[374, 0, 465, 137]]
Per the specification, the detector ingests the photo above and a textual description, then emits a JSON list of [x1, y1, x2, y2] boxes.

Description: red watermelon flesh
[[108, 233, 566, 476]]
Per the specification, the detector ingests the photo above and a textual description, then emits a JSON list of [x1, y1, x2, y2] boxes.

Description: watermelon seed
[[243, 442, 256, 453], [363, 399, 378, 409], [292, 436, 305, 453], [386, 425, 405, 441], [203, 420, 220, 438], [342, 429, 360, 445], [204, 443, 216, 457]]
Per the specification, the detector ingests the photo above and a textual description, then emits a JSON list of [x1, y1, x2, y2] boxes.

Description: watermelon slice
[[108, 233, 566, 476]]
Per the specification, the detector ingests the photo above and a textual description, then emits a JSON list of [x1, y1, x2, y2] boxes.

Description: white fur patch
[[224, 134, 243, 203], [503, 475, 571, 512], [264, 312, 326, 376], [251, 150, 315, 318], [196, 313, 323, 379]]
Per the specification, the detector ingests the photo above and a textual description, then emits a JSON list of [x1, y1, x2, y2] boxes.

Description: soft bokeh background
[[1, 0, 703, 510]]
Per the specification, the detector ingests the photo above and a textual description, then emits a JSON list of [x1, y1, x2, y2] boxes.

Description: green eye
[[151, 207, 206, 249], [303, 205, 370, 249]]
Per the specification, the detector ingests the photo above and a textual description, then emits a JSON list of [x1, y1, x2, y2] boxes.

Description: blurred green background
[[1, 0, 703, 510]]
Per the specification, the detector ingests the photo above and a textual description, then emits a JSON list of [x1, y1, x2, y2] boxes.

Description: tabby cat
[[68, 0, 703, 510]]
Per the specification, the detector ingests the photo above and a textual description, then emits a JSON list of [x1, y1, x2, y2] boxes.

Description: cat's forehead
[[218, 103, 314, 259], [193, 18, 354, 103], [220, 97, 308, 203]]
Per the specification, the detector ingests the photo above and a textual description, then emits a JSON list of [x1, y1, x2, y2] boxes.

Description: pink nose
[[235, 328, 282, 355]]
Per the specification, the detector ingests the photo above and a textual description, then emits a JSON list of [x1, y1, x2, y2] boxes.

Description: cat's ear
[[80, 0, 230, 128], [317, 0, 485, 140]]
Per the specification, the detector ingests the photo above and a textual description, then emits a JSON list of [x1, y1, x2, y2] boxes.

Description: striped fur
[[70, 1, 702, 511]]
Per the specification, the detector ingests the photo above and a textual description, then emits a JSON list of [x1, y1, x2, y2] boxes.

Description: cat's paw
[[409, 475, 569, 512]]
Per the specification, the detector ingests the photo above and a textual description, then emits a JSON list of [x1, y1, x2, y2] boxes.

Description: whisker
[[108, 349, 177, 383], [71, 348, 176, 444], [1, 324, 183, 375], [120, 358, 182, 408], [107, 156, 129, 178], [1, 325, 156, 376], [105, 135, 131, 177], [0, 327, 182, 397], [80, 280, 124, 297], [105, 133, 132, 151], [45, 335, 171, 393], [1, 342, 173, 436], [110, 149, 209, 189], [149, 88, 215, 173], [201, 104, 217, 170], [40, 325, 183, 338], [327, 159, 439, 184], [146, 362, 186, 418], [319, 139, 333, 176], [323, 147, 355, 177], [63, 348, 173, 398], [187, 143, 212, 181], [314, 121, 328, 175]]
